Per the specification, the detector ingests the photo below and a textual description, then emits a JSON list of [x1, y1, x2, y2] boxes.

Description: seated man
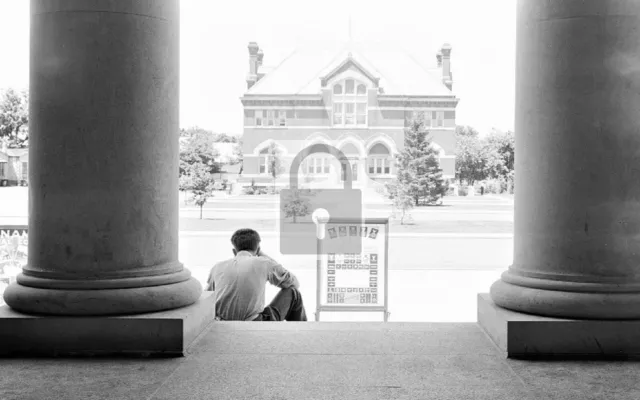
[[206, 228, 307, 321]]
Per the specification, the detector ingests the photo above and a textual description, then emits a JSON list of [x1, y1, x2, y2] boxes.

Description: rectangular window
[[434, 111, 444, 127], [0, 163, 5, 176], [22, 162, 28, 179], [345, 103, 355, 125], [278, 110, 286, 126], [323, 158, 330, 173], [307, 159, 314, 174], [376, 158, 382, 174], [315, 158, 322, 174], [333, 103, 343, 125], [384, 159, 390, 174], [368, 158, 375, 174], [356, 103, 367, 125], [259, 156, 266, 173], [266, 110, 275, 126], [345, 80, 355, 94], [255, 110, 263, 126]]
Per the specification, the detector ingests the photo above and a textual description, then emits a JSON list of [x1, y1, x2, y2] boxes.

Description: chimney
[[246, 42, 260, 89], [440, 43, 452, 90], [257, 49, 264, 67], [436, 51, 442, 67]]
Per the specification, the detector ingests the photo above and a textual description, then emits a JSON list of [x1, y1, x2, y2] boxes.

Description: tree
[[484, 129, 515, 181], [385, 181, 415, 225], [266, 142, 285, 193], [455, 125, 480, 138], [282, 190, 311, 223], [0, 88, 29, 148], [179, 127, 220, 177], [455, 133, 490, 187], [211, 133, 239, 143], [231, 138, 243, 166], [394, 112, 448, 205], [187, 163, 216, 220]]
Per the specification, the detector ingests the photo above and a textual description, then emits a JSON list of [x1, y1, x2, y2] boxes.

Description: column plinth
[[3, 0, 202, 316], [490, 0, 640, 320]]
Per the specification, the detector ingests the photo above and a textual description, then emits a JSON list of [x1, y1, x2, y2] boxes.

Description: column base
[[490, 275, 640, 319], [3, 276, 203, 316], [477, 293, 640, 359], [0, 291, 215, 357]]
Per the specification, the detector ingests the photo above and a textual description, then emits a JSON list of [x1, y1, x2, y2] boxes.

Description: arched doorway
[[338, 142, 361, 186]]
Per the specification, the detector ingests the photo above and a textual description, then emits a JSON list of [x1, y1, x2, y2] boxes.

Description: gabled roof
[[245, 41, 453, 97], [319, 54, 379, 87]]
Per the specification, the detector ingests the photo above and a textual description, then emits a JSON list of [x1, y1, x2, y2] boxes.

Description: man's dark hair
[[231, 229, 261, 252]]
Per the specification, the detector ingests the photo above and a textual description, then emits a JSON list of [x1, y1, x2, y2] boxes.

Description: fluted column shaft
[[3, 0, 201, 315]]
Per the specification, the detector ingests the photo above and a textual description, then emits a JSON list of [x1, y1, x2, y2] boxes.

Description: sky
[[0, 0, 516, 136]]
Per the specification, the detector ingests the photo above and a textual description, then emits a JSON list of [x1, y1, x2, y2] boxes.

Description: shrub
[[243, 186, 255, 195], [458, 184, 469, 196]]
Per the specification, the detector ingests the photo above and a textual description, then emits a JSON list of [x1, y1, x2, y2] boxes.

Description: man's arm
[[267, 263, 300, 289], [258, 250, 299, 289]]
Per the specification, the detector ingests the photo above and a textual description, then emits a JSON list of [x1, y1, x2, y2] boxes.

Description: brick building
[[0, 145, 28, 186], [239, 41, 459, 189]]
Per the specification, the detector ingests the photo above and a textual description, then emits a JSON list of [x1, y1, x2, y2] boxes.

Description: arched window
[[332, 79, 368, 127], [258, 145, 285, 174], [258, 147, 271, 174], [367, 143, 392, 175]]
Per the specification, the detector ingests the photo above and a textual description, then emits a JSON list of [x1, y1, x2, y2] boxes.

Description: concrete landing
[[1, 321, 640, 399], [477, 293, 640, 359], [0, 292, 215, 357]]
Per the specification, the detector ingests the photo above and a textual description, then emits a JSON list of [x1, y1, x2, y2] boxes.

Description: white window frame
[[368, 157, 392, 176], [278, 110, 287, 126], [0, 162, 5, 177], [432, 111, 444, 127], [258, 150, 274, 175], [332, 79, 368, 128], [266, 110, 275, 126], [21, 162, 27, 180], [304, 157, 331, 175], [255, 110, 287, 127]]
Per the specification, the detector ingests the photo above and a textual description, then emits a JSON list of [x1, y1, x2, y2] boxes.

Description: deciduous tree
[[0, 88, 29, 148]]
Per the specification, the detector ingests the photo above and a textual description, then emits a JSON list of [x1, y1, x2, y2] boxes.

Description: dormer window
[[332, 78, 368, 127]]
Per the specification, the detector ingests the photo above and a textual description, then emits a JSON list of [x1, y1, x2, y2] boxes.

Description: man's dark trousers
[[254, 287, 307, 321]]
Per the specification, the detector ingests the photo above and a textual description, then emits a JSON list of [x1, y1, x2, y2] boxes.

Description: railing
[[0, 225, 28, 306]]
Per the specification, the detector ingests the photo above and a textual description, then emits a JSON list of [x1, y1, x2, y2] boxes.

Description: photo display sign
[[316, 218, 389, 321], [0, 225, 28, 306]]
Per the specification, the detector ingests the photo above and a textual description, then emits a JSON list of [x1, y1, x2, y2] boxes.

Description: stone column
[[490, 0, 640, 319], [3, 0, 202, 316]]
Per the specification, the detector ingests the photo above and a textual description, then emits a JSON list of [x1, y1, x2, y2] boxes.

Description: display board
[[315, 218, 389, 321]]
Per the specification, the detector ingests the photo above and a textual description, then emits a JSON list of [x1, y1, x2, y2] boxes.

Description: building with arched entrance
[[238, 41, 458, 189]]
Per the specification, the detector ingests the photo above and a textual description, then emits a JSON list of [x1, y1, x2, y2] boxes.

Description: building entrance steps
[[2, 319, 639, 399]]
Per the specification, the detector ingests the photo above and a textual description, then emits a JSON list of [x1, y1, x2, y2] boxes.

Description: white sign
[[318, 222, 386, 307]]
